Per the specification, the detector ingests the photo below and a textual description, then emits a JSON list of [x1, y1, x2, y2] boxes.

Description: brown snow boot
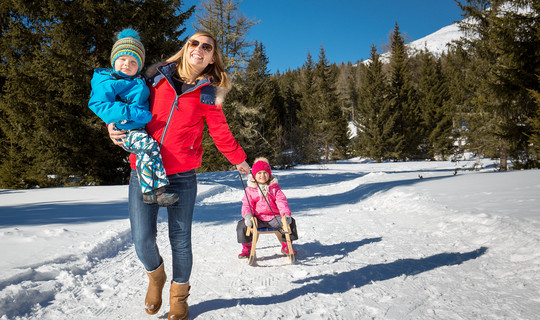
[[144, 263, 167, 315], [168, 281, 190, 320]]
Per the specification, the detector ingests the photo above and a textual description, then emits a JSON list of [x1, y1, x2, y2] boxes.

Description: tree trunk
[[325, 142, 329, 164], [499, 140, 507, 171]]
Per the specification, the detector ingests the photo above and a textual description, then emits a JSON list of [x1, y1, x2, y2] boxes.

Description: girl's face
[[187, 35, 215, 73], [114, 55, 139, 76], [255, 170, 270, 184]]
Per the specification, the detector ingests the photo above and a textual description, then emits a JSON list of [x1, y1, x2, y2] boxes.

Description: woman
[[108, 31, 250, 320]]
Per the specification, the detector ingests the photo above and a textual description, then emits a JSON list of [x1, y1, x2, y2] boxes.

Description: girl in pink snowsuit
[[236, 157, 298, 258]]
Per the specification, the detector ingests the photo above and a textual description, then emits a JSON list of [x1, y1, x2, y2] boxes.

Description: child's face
[[114, 55, 139, 76], [255, 170, 270, 184]]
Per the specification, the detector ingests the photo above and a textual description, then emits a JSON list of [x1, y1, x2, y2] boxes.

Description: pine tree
[[336, 63, 354, 121], [0, 0, 193, 188], [356, 44, 396, 162], [235, 41, 280, 161], [529, 75, 540, 160], [347, 62, 360, 122], [387, 22, 419, 160], [314, 46, 350, 163], [417, 50, 454, 159], [273, 69, 301, 166], [441, 45, 483, 159], [295, 52, 323, 163], [277, 77, 301, 166], [195, 0, 258, 76], [457, 0, 540, 169]]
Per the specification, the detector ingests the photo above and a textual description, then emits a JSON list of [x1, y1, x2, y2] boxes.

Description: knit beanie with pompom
[[110, 28, 145, 75], [252, 157, 271, 177]]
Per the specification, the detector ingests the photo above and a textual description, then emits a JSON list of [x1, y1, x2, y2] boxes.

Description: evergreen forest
[[1, 0, 539, 189]]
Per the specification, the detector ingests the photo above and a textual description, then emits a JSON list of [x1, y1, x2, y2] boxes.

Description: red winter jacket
[[129, 62, 246, 174]]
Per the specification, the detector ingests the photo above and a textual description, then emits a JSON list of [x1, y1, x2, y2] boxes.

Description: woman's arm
[[205, 105, 247, 168]]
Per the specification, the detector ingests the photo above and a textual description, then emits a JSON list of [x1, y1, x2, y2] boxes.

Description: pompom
[[117, 28, 141, 41], [111, 28, 145, 74]]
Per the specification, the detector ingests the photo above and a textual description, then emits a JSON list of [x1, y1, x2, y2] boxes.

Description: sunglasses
[[188, 40, 213, 53]]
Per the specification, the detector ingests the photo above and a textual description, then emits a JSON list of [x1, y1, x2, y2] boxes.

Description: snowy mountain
[[405, 22, 464, 56], [365, 21, 465, 64]]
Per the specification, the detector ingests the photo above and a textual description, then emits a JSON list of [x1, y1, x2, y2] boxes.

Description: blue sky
[[183, 0, 464, 73]]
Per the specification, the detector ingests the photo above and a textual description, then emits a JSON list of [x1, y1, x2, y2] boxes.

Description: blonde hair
[[166, 31, 231, 89]]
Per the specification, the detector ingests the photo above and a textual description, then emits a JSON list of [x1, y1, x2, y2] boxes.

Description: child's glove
[[129, 107, 152, 124], [244, 213, 254, 227], [284, 215, 292, 225]]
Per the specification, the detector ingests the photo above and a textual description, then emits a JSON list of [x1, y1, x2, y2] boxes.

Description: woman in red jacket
[[108, 31, 249, 320]]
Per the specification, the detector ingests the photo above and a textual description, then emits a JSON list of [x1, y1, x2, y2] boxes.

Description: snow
[[1, 158, 539, 319], [405, 23, 464, 56], [363, 21, 465, 65]]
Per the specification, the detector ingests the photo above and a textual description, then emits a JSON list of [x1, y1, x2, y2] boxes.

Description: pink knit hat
[[252, 158, 271, 176]]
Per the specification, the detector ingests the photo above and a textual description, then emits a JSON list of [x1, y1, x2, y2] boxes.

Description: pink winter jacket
[[241, 176, 292, 222]]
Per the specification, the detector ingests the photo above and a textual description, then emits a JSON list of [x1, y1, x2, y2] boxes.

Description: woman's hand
[[236, 160, 250, 177], [107, 123, 126, 146]]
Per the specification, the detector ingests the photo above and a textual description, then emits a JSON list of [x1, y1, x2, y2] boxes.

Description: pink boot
[[281, 241, 297, 255], [238, 243, 251, 259]]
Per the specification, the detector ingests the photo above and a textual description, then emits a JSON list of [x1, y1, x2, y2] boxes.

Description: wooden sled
[[245, 215, 295, 266]]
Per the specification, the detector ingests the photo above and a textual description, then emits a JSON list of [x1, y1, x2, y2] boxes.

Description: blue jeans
[[129, 169, 197, 283]]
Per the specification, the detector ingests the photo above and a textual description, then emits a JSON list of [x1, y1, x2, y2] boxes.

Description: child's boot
[[144, 263, 166, 315], [238, 243, 251, 259], [142, 191, 156, 204], [168, 281, 190, 320], [281, 241, 297, 255], [154, 186, 179, 207]]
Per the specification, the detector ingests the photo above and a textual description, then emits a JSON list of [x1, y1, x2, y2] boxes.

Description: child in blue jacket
[[88, 29, 177, 207]]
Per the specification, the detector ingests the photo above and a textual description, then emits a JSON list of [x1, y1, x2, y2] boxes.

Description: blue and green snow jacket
[[88, 68, 151, 130]]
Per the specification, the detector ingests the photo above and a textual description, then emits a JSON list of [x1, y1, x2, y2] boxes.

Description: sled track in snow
[[0, 228, 132, 319]]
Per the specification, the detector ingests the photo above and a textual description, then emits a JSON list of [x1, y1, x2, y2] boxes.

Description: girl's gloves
[[244, 213, 254, 227], [284, 215, 292, 225]]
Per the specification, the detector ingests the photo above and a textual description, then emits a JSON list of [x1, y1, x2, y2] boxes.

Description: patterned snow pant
[[120, 128, 168, 194]]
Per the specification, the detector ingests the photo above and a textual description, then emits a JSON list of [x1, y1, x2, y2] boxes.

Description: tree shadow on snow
[[189, 246, 488, 318], [251, 238, 383, 266], [294, 238, 383, 264], [287, 174, 453, 211], [198, 170, 367, 189], [0, 201, 128, 227], [193, 173, 458, 226]]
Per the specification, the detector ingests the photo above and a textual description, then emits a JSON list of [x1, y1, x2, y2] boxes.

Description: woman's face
[[187, 35, 215, 73]]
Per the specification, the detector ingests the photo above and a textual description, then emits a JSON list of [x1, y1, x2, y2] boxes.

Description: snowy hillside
[[406, 22, 464, 56], [365, 20, 465, 64], [1, 158, 539, 319]]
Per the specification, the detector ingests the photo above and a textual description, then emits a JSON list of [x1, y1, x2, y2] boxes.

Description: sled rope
[[238, 171, 256, 217], [238, 171, 284, 230]]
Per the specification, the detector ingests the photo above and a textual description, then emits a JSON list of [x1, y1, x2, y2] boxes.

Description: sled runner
[[245, 215, 295, 265]]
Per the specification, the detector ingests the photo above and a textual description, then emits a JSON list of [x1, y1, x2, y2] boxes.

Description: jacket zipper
[[159, 96, 178, 146], [158, 75, 210, 146]]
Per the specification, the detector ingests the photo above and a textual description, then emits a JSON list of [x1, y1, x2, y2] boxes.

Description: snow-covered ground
[[1, 158, 539, 319]]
